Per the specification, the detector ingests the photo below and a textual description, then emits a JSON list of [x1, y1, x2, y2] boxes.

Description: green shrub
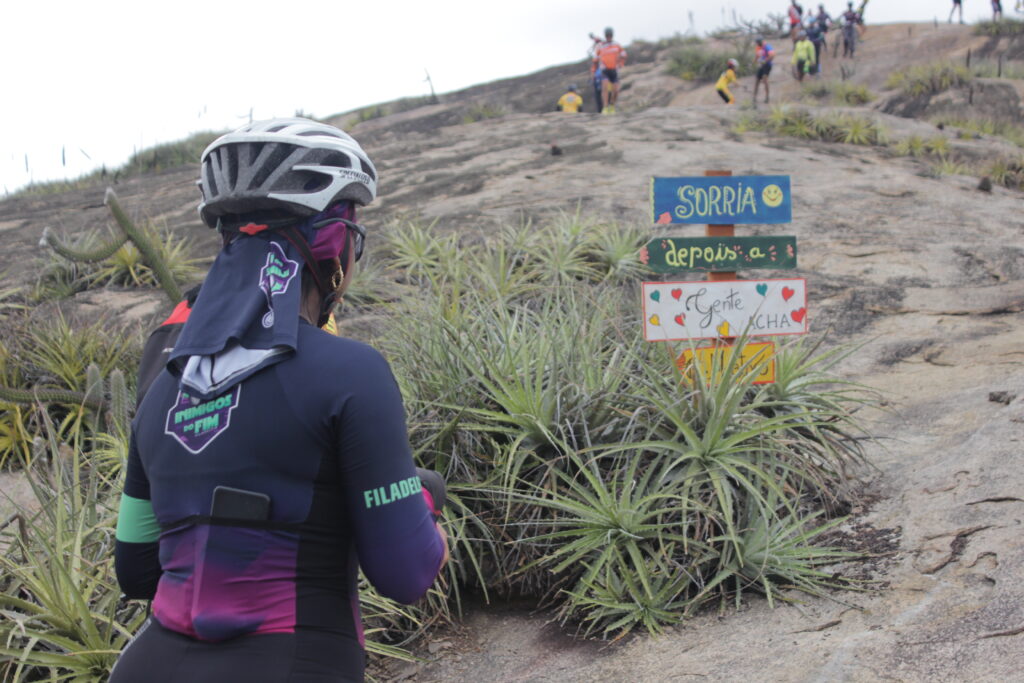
[[462, 103, 505, 124], [934, 116, 1024, 147], [801, 81, 874, 105], [970, 58, 1024, 79], [974, 18, 1024, 36], [743, 107, 887, 146], [884, 62, 971, 96], [667, 46, 751, 81]]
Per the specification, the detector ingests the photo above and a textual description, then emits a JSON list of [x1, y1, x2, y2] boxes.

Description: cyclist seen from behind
[[556, 84, 584, 112], [591, 26, 627, 114], [753, 37, 776, 104], [111, 118, 449, 683]]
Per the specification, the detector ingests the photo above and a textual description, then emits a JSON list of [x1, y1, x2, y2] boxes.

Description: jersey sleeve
[[335, 348, 444, 604], [115, 431, 163, 599]]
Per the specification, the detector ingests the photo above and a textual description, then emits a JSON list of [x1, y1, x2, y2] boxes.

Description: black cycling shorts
[[110, 618, 365, 682], [756, 63, 773, 79], [602, 68, 619, 84], [717, 89, 731, 103]]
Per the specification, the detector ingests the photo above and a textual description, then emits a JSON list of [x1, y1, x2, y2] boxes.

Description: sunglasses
[[337, 218, 366, 262], [310, 217, 367, 263]]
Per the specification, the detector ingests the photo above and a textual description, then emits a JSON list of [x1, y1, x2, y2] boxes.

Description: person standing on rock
[[788, 0, 805, 42], [949, 0, 964, 24], [753, 37, 776, 104], [841, 2, 861, 57], [111, 117, 449, 683], [805, 19, 826, 74], [992, 0, 1004, 20], [792, 30, 816, 80], [556, 84, 584, 112], [591, 27, 627, 114]]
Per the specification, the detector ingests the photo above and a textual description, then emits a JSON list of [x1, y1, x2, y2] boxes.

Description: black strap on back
[[160, 514, 303, 533]]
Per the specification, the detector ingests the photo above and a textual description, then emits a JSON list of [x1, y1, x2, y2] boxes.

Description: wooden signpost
[[676, 341, 776, 385], [650, 174, 793, 225], [643, 171, 806, 384], [642, 279, 808, 341], [640, 235, 797, 272]]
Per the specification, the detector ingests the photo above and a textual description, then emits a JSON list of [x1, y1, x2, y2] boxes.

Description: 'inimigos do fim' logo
[[651, 175, 792, 225]]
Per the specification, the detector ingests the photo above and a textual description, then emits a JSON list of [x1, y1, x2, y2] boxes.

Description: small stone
[[988, 391, 1016, 405], [550, 144, 563, 156], [977, 176, 993, 192]]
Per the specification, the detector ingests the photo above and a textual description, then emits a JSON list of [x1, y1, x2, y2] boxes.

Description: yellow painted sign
[[676, 341, 776, 385]]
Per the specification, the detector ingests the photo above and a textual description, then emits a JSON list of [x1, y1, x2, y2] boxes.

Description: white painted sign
[[642, 278, 808, 342]]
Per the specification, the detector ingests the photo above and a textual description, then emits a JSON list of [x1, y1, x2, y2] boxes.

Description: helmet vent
[[247, 142, 265, 165], [250, 143, 295, 190], [321, 152, 351, 168], [226, 146, 239, 188], [359, 159, 376, 181]]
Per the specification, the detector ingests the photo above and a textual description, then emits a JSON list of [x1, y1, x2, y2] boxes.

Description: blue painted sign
[[650, 175, 792, 225]]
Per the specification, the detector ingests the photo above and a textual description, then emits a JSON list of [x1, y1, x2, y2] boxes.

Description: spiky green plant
[[380, 219, 459, 285], [893, 135, 927, 157], [885, 62, 971, 96], [0, 426, 147, 682]]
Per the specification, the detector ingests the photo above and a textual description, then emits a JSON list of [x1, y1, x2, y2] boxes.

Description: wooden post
[[705, 169, 735, 344], [705, 170, 735, 282]]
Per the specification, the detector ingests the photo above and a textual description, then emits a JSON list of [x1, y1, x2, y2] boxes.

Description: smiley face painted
[[762, 184, 784, 208]]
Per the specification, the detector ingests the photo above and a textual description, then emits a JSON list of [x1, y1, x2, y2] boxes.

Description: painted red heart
[[791, 307, 806, 323], [674, 313, 685, 325], [781, 287, 795, 301], [671, 288, 683, 300]]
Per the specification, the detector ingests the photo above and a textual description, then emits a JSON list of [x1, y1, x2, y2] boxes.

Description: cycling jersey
[[792, 38, 817, 69], [114, 321, 444, 681], [715, 67, 738, 92], [595, 41, 626, 70], [788, 3, 803, 25], [557, 91, 583, 112], [756, 43, 775, 64]]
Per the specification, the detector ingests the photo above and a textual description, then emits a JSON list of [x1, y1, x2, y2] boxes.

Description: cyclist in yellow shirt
[[556, 84, 584, 113], [715, 58, 740, 104], [791, 30, 816, 81]]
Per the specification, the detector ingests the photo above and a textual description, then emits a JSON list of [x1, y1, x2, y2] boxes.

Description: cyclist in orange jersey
[[591, 27, 627, 114]]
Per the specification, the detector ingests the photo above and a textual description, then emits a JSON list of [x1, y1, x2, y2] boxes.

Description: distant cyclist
[[591, 27, 627, 113], [715, 58, 740, 104], [841, 2, 861, 58], [805, 20, 825, 74], [950, 0, 964, 23], [792, 30, 816, 80], [788, 0, 805, 42], [753, 37, 776, 104], [815, 4, 833, 51], [556, 84, 584, 112], [993, 0, 1005, 20]]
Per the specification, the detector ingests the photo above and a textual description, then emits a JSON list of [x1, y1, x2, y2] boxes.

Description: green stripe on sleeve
[[116, 494, 161, 543]]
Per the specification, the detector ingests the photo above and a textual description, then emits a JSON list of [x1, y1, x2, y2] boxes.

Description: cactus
[[104, 188, 182, 303], [0, 383, 102, 411], [106, 369, 131, 436], [40, 226, 128, 262], [40, 188, 183, 304], [0, 363, 133, 428]]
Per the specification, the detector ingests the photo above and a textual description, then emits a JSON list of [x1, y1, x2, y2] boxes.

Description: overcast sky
[[1, 0, 1007, 193]]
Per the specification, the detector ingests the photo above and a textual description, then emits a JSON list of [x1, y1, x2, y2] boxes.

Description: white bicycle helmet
[[197, 117, 377, 228]]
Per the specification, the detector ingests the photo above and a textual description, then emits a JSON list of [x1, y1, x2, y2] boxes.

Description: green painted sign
[[640, 236, 797, 273]]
